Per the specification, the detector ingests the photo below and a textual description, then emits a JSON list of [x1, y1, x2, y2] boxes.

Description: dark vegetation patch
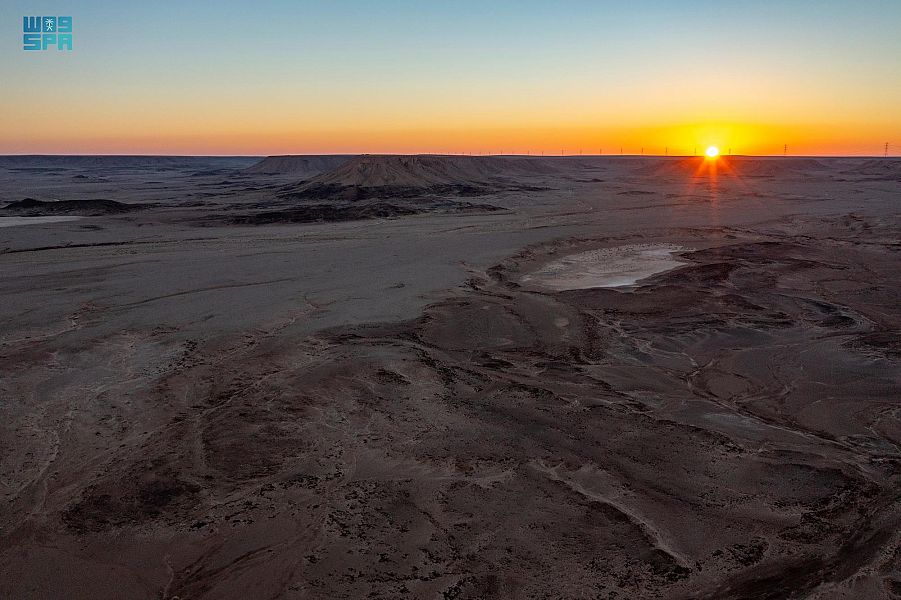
[[617, 189, 655, 196], [229, 202, 419, 224], [279, 183, 491, 201], [1, 197, 147, 216], [209, 200, 503, 226]]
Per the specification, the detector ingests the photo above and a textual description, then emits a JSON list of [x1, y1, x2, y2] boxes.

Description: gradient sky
[[2, 0, 900, 155]]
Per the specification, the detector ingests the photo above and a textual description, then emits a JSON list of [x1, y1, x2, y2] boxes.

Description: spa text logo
[[23, 16, 73, 51]]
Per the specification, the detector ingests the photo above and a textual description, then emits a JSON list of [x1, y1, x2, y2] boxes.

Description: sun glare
[[705, 146, 720, 158]]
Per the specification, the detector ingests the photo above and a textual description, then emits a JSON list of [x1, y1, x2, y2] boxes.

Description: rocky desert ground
[[0, 154, 899, 599]]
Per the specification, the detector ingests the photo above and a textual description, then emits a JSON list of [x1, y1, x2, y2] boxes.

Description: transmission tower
[[885, 142, 889, 157]]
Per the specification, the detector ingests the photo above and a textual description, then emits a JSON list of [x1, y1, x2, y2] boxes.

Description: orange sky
[[2, 2, 900, 156]]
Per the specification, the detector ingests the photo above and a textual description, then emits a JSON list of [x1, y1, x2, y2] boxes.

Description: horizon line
[[0, 153, 898, 159]]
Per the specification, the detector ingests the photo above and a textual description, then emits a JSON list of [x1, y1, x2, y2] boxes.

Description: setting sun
[[705, 146, 720, 158]]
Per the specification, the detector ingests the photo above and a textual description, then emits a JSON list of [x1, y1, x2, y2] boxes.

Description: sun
[[705, 146, 720, 158]]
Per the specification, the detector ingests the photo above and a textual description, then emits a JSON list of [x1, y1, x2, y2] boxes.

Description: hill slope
[[243, 155, 355, 177]]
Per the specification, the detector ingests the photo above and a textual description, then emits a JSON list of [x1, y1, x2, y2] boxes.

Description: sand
[[0, 216, 83, 227], [0, 154, 899, 599]]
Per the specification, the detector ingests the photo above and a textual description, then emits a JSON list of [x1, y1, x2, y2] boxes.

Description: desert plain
[[0, 154, 899, 599]]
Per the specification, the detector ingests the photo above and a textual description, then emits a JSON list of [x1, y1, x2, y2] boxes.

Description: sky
[[1, 0, 900, 155]]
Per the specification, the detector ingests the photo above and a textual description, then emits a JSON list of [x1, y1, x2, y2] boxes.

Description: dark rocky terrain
[[0, 155, 899, 599]]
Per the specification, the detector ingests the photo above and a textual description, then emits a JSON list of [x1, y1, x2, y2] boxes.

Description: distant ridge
[[303, 154, 578, 186], [243, 155, 355, 177], [631, 156, 832, 178], [271, 154, 578, 200], [0, 156, 257, 169]]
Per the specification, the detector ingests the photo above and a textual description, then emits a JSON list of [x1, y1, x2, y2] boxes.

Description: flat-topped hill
[[243, 155, 354, 177]]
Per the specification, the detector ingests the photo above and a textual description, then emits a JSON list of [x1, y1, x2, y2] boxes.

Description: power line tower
[[665, 147, 668, 156], [885, 142, 889, 157], [784, 144, 788, 156]]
